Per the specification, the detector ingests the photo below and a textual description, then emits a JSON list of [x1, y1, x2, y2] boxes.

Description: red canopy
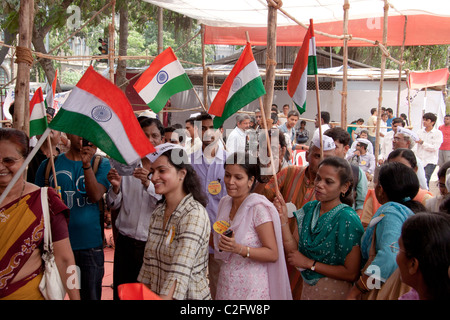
[[205, 15, 450, 47], [408, 68, 450, 90]]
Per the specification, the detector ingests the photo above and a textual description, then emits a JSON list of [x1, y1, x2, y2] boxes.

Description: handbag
[[361, 224, 411, 300], [39, 187, 66, 300]]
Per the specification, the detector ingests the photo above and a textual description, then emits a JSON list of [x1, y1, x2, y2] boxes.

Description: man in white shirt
[[226, 113, 251, 154], [416, 112, 444, 187], [312, 111, 331, 140], [379, 117, 405, 164], [185, 115, 203, 154]]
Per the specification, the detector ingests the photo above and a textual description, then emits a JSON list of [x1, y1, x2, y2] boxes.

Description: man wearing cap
[[261, 134, 336, 299], [346, 138, 375, 182], [393, 127, 428, 190], [190, 113, 227, 299], [416, 112, 443, 188]]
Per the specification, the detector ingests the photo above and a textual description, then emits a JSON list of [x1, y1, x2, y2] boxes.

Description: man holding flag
[[35, 66, 155, 300]]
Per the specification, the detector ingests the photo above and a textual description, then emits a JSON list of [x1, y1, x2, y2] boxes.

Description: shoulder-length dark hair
[[401, 212, 450, 300], [158, 148, 208, 207], [378, 162, 425, 213]]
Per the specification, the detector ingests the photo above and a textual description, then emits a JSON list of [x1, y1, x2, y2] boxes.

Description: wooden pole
[[259, 97, 279, 192], [108, 0, 116, 83], [406, 69, 412, 126], [157, 6, 164, 120], [13, 0, 34, 134], [374, 1, 389, 163], [201, 24, 208, 110], [340, 0, 350, 131], [315, 74, 324, 159], [263, 1, 278, 122], [396, 16, 407, 117]]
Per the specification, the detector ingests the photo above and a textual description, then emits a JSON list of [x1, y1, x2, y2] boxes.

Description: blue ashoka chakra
[[231, 76, 242, 92], [157, 70, 169, 84], [91, 105, 112, 122]]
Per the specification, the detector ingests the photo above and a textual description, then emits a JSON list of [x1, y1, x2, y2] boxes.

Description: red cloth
[[439, 124, 450, 150]]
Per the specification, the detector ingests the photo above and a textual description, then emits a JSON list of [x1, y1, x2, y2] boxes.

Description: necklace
[[0, 180, 26, 223]]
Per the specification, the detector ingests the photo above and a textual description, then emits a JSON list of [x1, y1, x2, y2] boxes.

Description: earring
[[341, 192, 345, 197]]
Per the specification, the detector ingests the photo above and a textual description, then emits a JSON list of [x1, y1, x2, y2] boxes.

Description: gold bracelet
[[359, 276, 370, 291], [245, 246, 250, 258]]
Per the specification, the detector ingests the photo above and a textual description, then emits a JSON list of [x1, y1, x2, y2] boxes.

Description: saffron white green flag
[[287, 19, 318, 114], [133, 47, 193, 113], [29, 87, 48, 137], [49, 66, 155, 165], [208, 42, 266, 129]]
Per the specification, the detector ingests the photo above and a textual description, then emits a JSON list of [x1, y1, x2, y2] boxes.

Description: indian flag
[[49, 66, 155, 165], [45, 70, 57, 109], [287, 19, 318, 114], [209, 42, 266, 129], [29, 87, 48, 137], [133, 47, 193, 113]]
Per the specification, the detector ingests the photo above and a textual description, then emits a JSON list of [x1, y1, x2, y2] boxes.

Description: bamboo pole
[[396, 16, 407, 117], [374, 1, 389, 163], [201, 24, 208, 110], [108, 0, 116, 84], [340, 1, 350, 131], [263, 0, 278, 122], [13, 0, 34, 134]]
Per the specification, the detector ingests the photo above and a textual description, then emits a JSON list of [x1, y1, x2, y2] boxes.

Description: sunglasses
[[0, 156, 24, 167]]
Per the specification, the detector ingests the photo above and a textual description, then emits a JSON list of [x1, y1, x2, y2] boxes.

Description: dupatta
[[294, 200, 364, 286], [214, 193, 292, 300]]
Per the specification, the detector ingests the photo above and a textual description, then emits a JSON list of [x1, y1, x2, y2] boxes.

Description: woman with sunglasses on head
[[347, 162, 426, 300], [275, 156, 364, 300], [0, 128, 79, 300], [138, 143, 211, 300]]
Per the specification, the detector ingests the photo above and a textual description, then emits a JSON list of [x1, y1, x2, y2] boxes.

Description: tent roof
[[144, 0, 450, 46]]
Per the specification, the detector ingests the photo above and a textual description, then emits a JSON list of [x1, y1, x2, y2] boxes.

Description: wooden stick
[[374, 1, 389, 164], [315, 74, 324, 159], [191, 87, 208, 112], [259, 97, 279, 192], [340, 1, 349, 131]]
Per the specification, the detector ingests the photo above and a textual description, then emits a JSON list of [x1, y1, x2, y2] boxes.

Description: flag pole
[[258, 97, 279, 192], [245, 30, 279, 191], [192, 87, 208, 112], [0, 128, 51, 205]]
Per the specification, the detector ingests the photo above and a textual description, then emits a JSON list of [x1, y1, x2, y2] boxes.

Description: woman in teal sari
[[275, 156, 364, 300]]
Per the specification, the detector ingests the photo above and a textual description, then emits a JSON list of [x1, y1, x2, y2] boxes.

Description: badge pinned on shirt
[[213, 220, 230, 234], [208, 180, 222, 195], [165, 226, 176, 246], [361, 160, 367, 165]]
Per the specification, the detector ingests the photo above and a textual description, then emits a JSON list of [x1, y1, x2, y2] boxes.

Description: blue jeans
[[73, 246, 104, 300]]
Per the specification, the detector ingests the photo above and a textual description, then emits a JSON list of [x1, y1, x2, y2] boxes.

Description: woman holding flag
[[138, 143, 211, 300], [0, 128, 79, 300]]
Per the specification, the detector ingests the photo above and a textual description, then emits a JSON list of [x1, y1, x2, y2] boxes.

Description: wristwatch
[[311, 260, 317, 271]]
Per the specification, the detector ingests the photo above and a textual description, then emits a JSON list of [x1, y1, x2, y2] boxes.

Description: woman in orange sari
[[0, 128, 79, 300]]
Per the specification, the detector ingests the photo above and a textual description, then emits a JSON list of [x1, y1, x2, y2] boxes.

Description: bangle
[[82, 165, 91, 170], [354, 280, 368, 293], [245, 246, 250, 258], [359, 276, 370, 291]]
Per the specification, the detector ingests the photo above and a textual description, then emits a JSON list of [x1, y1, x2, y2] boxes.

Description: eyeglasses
[[389, 241, 401, 253], [0, 156, 24, 167]]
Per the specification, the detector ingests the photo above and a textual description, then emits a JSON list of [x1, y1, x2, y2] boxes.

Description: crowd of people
[[0, 102, 449, 301]]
